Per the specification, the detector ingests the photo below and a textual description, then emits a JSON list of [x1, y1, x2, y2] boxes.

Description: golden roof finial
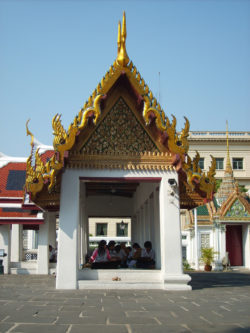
[[26, 119, 34, 147], [117, 20, 121, 53], [225, 120, 233, 174], [116, 12, 129, 67]]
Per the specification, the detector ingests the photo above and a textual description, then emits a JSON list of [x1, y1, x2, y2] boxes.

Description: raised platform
[[78, 269, 191, 290], [10, 261, 56, 275]]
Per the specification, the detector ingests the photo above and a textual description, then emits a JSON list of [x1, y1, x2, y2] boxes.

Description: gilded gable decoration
[[24, 12, 216, 208], [81, 98, 159, 155]]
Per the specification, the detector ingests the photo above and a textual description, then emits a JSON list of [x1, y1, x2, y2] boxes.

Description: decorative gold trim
[[67, 151, 175, 171]]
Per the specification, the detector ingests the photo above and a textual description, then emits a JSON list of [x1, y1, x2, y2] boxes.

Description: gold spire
[[116, 12, 129, 67], [26, 119, 34, 147], [117, 21, 121, 53], [225, 120, 233, 174]]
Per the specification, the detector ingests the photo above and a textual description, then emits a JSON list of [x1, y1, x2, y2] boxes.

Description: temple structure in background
[[182, 128, 250, 269]]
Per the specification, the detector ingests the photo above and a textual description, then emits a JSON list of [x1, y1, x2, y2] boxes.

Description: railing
[[23, 249, 38, 261], [189, 131, 250, 138]]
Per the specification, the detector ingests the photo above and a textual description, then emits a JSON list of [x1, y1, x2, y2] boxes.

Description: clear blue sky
[[1, 0, 249, 157]]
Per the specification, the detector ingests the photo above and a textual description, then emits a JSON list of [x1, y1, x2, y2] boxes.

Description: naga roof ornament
[[24, 12, 216, 207]]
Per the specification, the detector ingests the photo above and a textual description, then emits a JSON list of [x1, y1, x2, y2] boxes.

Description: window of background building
[[233, 158, 243, 170], [116, 222, 128, 236], [96, 223, 108, 236], [182, 246, 187, 260], [200, 233, 210, 249], [198, 158, 204, 170], [215, 158, 224, 170]]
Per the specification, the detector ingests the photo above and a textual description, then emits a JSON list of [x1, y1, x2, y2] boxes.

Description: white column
[[37, 213, 49, 274], [131, 215, 136, 244], [48, 212, 57, 249], [153, 188, 161, 269], [159, 174, 191, 290], [220, 225, 226, 261], [149, 194, 154, 245], [141, 205, 146, 246], [242, 224, 250, 269], [56, 170, 80, 289], [137, 209, 142, 246], [0, 225, 11, 274], [134, 212, 140, 244], [194, 208, 199, 270], [144, 200, 150, 242], [79, 182, 87, 266], [11, 224, 23, 262]]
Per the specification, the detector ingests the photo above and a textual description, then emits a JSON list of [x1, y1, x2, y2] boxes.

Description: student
[[49, 245, 57, 263], [107, 241, 117, 258], [118, 243, 128, 268], [127, 243, 141, 268], [136, 241, 155, 269], [89, 240, 112, 269]]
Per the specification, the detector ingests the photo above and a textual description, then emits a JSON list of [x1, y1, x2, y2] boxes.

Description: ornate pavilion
[[0, 13, 216, 290]]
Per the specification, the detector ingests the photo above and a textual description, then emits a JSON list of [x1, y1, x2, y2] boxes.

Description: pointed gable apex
[[220, 185, 250, 220]]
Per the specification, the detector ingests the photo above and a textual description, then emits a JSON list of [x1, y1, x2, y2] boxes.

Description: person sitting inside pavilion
[[136, 241, 155, 269]]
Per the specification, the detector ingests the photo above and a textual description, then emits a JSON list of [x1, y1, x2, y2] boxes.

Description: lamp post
[[120, 220, 125, 236]]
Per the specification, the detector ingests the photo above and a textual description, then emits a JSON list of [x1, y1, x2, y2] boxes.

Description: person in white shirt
[[136, 241, 155, 269]]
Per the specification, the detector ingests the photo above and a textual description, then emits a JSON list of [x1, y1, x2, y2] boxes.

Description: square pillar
[[144, 200, 150, 242], [37, 213, 49, 274], [48, 212, 57, 249], [131, 215, 137, 244], [0, 225, 11, 274], [11, 224, 23, 262], [56, 170, 79, 289], [79, 182, 88, 266], [159, 174, 191, 290], [149, 194, 154, 246], [153, 188, 161, 269]]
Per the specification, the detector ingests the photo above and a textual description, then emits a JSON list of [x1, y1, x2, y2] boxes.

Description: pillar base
[[162, 273, 192, 290]]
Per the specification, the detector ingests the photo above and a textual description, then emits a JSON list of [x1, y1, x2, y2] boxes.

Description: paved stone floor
[[0, 271, 250, 333]]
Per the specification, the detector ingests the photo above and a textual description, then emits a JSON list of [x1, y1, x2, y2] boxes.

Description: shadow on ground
[[188, 271, 250, 290]]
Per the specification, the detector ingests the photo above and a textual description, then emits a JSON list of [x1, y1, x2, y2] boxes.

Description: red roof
[[0, 150, 54, 225], [0, 162, 26, 198]]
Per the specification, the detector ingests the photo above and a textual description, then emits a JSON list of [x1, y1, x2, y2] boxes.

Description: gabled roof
[[24, 12, 216, 210], [0, 151, 51, 225], [219, 184, 250, 220]]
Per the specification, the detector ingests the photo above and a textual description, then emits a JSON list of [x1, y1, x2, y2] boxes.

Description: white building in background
[[88, 217, 131, 245], [182, 132, 250, 269], [188, 131, 250, 190]]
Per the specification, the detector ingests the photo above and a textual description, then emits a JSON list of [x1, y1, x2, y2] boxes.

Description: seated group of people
[[86, 240, 155, 269]]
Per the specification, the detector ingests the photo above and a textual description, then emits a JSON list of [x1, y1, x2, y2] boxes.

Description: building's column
[[144, 200, 150, 242], [153, 188, 161, 269], [213, 222, 223, 271], [79, 182, 87, 266], [137, 209, 142, 246], [159, 174, 191, 290], [0, 225, 11, 274], [48, 212, 57, 249], [242, 224, 250, 269], [56, 170, 80, 289], [11, 224, 23, 262], [134, 211, 140, 244], [220, 225, 226, 261], [131, 215, 136, 244], [141, 205, 146, 246], [37, 212, 49, 274], [149, 194, 154, 245]]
